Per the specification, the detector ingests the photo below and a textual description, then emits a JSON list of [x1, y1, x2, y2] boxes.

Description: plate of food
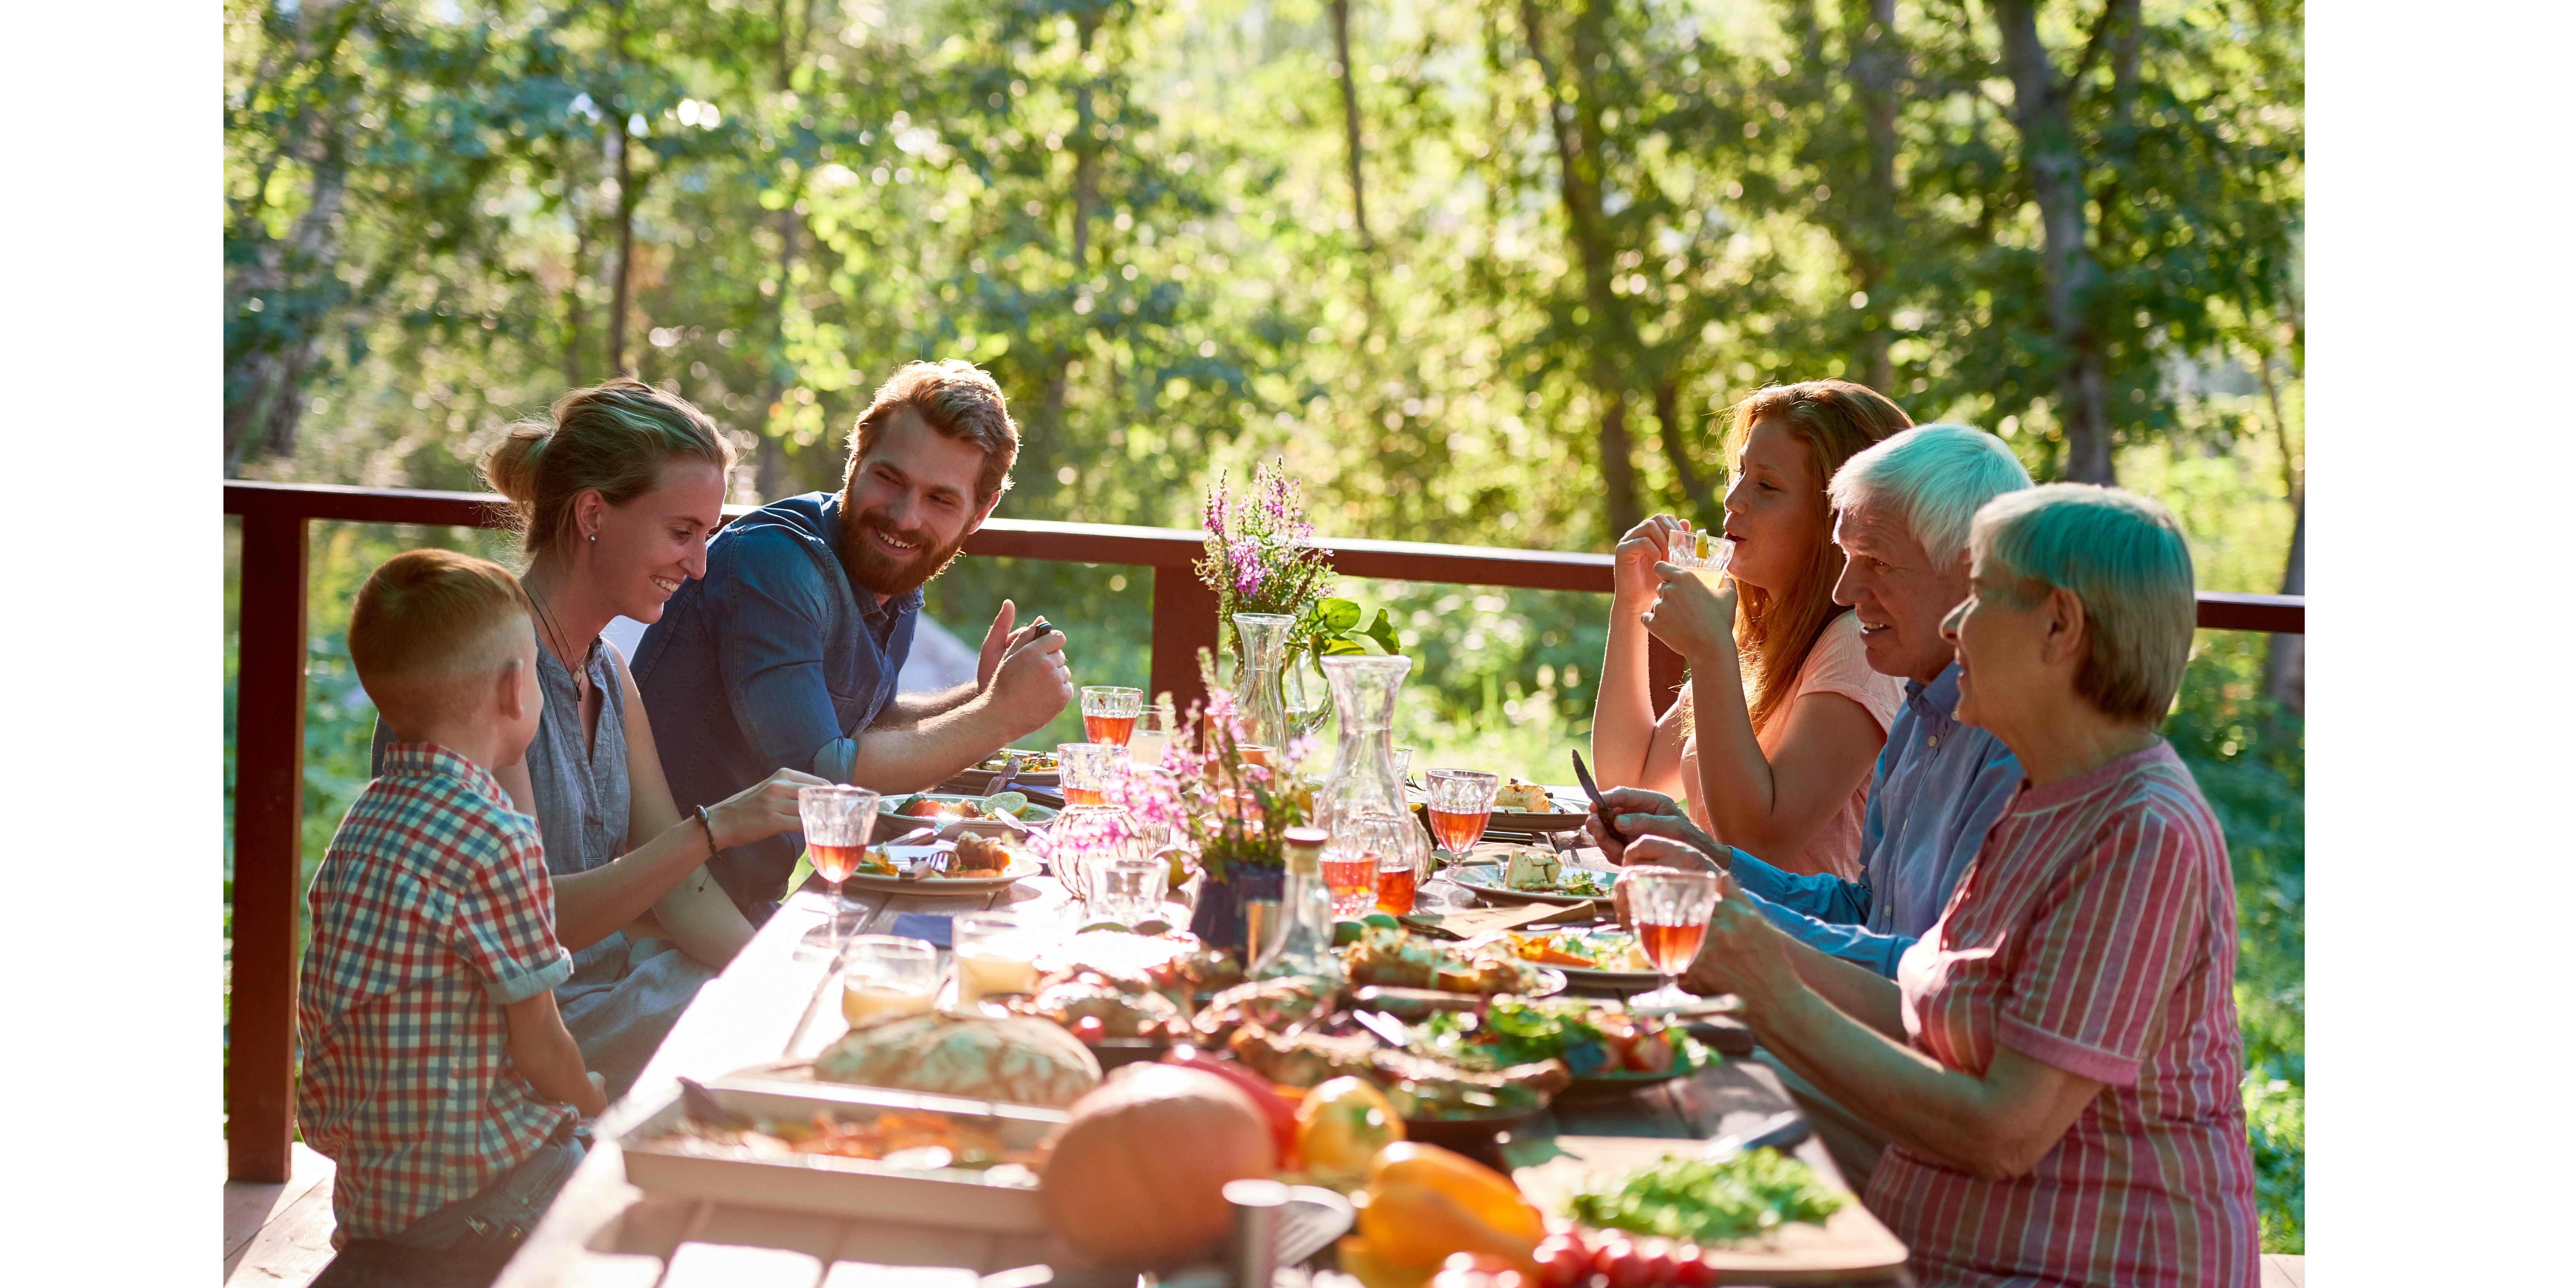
[[1406, 997, 1714, 1093], [946, 749, 1064, 792], [831, 833, 1044, 892], [1449, 850, 1620, 906], [1486, 776, 1595, 833], [1339, 922, 1569, 997], [879, 792, 1058, 837], [1506, 927, 1663, 987]]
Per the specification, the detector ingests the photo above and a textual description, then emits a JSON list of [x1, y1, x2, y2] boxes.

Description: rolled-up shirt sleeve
[[448, 831, 575, 1006], [1730, 846, 1874, 924], [707, 530, 856, 780]]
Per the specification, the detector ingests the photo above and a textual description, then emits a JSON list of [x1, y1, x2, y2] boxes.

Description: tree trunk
[[225, 108, 349, 473], [757, 19, 803, 503], [564, 190, 590, 387], [2258, 348, 2303, 716], [1070, 14, 1103, 273], [1992, 0, 2114, 484], [1849, 0, 1900, 394], [1330, 0, 1370, 252], [1519, 0, 1642, 541], [607, 113, 635, 377], [1654, 377, 1720, 527]]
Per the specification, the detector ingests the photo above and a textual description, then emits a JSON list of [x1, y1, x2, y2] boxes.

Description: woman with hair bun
[[376, 378, 824, 1099]]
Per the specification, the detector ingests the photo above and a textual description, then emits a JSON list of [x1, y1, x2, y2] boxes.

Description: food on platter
[[1342, 925, 1552, 997], [887, 792, 1051, 825], [1016, 979, 1191, 1044], [1339, 1143, 1547, 1283], [1191, 975, 1339, 1042], [1411, 999, 1707, 1079], [640, 1108, 1037, 1183], [1295, 1076, 1406, 1186], [1038, 1064, 1279, 1266], [1493, 778, 1558, 814], [815, 1012, 1102, 1109], [947, 832, 1014, 874], [1565, 1149, 1845, 1245], [1227, 1023, 1567, 1120], [1505, 849, 1563, 891], [1461, 860, 1617, 900], [1508, 929, 1653, 973]]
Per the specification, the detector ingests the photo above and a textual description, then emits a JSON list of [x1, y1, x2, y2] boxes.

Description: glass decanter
[[1251, 825, 1342, 981], [1231, 612, 1296, 754], [1047, 741, 1141, 901], [1314, 654, 1430, 898]]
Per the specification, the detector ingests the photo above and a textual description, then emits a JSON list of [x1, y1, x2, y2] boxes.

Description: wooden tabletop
[[493, 861, 1913, 1288]]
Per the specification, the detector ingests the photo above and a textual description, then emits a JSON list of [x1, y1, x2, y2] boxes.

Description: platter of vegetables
[[1409, 998, 1714, 1092]]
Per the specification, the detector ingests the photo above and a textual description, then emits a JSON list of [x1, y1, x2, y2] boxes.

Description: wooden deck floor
[[224, 1143, 337, 1288]]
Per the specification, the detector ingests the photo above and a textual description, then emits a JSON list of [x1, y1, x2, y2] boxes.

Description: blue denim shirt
[[1725, 663, 2023, 977], [633, 492, 921, 916]]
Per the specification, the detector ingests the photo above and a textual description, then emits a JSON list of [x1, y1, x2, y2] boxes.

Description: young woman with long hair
[[1588, 380, 1911, 879]]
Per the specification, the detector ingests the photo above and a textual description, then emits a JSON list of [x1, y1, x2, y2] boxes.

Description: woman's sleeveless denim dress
[[373, 638, 716, 1100]]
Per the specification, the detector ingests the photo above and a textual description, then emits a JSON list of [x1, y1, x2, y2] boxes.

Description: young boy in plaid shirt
[[297, 549, 608, 1273]]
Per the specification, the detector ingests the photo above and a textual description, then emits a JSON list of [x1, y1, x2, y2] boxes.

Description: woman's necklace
[[524, 582, 590, 707]]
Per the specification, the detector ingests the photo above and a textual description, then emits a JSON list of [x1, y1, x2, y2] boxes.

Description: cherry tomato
[[1534, 1235, 1590, 1288], [1668, 1246, 1718, 1288], [1431, 1252, 1527, 1288], [1632, 1238, 1675, 1286]]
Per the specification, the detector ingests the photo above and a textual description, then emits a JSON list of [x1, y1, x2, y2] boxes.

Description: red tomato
[[1668, 1246, 1718, 1288], [1633, 1238, 1675, 1286], [1431, 1253, 1527, 1288], [1591, 1236, 1652, 1288], [1625, 1031, 1677, 1074], [1533, 1235, 1590, 1288]]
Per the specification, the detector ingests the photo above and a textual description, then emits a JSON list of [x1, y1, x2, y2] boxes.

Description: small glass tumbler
[[1424, 769, 1501, 859], [1127, 701, 1179, 768], [1092, 855, 1164, 925], [953, 910, 1041, 1009], [1057, 741, 1120, 806], [1080, 686, 1144, 747], [798, 784, 881, 940], [840, 934, 941, 1029]]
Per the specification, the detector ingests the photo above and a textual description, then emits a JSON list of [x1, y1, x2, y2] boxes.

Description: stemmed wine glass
[[1424, 769, 1500, 862], [1626, 865, 1721, 1010], [799, 785, 883, 943]]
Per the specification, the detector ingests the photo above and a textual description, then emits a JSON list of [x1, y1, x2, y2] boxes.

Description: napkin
[[888, 912, 954, 948]]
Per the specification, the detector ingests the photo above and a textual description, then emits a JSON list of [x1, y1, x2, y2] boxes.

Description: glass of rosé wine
[[798, 785, 882, 941], [1626, 865, 1721, 1010], [1424, 769, 1501, 861]]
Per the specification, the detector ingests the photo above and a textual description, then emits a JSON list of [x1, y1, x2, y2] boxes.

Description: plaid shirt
[[1869, 742, 2258, 1288], [296, 743, 577, 1240]]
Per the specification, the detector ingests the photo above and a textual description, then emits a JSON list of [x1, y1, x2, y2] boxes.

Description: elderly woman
[[1636, 484, 2257, 1287]]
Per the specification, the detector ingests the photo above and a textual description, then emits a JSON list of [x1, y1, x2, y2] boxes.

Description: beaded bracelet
[[694, 805, 720, 861]]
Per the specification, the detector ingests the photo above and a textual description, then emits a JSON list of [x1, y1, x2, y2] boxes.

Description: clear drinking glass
[[1674, 526, 1736, 586], [1392, 746, 1416, 788], [1092, 855, 1164, 924], [1425, 769, 1500, 859], [1126, 701, 1178, 768], [840, 934, 941, 1028], [1080, 686, 1143, 747], [1057, 741, 1120, 806], [799, 785, 882, 940], [1627, 865, 1722, 1010], [954, 910, 1041, 1008]]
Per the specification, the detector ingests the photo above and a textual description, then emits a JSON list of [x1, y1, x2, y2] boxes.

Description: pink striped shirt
[[1866, 741, 2258, 1288]]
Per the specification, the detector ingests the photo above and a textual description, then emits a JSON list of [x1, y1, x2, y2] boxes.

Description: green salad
[[1412, 998, 1708, 1077], [1568, 1150, 1846, 1244]]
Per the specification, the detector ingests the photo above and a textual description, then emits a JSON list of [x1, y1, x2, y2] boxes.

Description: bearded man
[[636, 360, 1074, 918]]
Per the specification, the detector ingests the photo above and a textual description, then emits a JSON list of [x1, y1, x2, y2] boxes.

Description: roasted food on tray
[[640, 1108, 1039, 1183], [1226, 1022, 1567, 1120], [1341, 924, 1551, 996], [1508, 928, 1653, 972], [1191, 976, 1340, 1042], [1015, 979, 1191, 1043], [947, 832, 1013, 874]]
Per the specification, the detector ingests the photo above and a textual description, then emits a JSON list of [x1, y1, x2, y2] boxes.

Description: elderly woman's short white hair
[[1827, 424, 2033, 566], [1971, 484, 2197, 725]]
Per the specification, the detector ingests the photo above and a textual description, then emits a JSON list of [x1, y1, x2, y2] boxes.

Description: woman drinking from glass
[[1640, 484, 2258, 1286], [1589, 380, 1910, 878]]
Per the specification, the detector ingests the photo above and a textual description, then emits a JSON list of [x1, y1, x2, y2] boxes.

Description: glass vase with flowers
[[1195, 461, 1401, 738]]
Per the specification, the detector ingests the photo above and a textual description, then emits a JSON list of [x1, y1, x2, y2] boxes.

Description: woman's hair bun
[[482, 422, 553, 509]]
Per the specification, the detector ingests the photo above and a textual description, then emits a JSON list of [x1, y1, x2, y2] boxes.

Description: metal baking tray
[[617, 1076, 1068, 1234]]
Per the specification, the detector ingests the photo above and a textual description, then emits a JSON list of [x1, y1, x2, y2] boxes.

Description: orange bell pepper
[[1353, 1143, 1546, 1276]]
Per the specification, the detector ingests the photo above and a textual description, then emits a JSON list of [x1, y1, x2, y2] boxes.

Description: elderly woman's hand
[[1640, 561, 1738, 664], [1586, 786, 1730, 868], [1679, 871, 1803, 1011], [1607, 836, 1722, 926]]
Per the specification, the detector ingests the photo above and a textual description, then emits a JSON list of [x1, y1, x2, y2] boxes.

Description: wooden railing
[[221, 480, 2304, 1180]]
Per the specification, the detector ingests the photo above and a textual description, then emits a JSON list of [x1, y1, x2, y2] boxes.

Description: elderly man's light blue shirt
[[1723, 664, 2021, 977]]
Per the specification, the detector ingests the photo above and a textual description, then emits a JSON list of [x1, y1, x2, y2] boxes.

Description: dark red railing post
[[230, 503, 308, 1183], [1149, 564, 1223, 716]]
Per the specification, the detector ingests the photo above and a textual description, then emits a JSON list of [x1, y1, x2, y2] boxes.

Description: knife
[[1569, 749, 1627, 845], [1700, 1110, 1810, 1161]]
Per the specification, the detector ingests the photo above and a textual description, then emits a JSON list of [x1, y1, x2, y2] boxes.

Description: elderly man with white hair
[[1592, 423, 2034, 975], [1660, 483, 2258, 1288]]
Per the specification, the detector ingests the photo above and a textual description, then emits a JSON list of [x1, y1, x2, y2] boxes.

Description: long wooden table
[[493, 855, 1913, 1288]]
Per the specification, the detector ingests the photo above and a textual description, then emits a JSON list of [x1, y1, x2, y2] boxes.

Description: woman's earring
[[588, 532, 597, 542]]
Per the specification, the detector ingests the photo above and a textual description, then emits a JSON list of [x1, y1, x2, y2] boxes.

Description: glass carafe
[[1046, 741, 1140, 901], [1231, 612, 1296, 754], [1316, 654, 1430, 896]]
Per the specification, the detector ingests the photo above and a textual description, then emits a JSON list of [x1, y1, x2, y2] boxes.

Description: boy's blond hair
[[350, 549, 534, 731]]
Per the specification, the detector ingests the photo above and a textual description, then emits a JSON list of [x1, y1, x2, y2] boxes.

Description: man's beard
[[836, 502, 968, 599]]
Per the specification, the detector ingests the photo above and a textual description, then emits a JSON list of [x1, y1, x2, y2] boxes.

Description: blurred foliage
[[224, 0, 2301, 1249]]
